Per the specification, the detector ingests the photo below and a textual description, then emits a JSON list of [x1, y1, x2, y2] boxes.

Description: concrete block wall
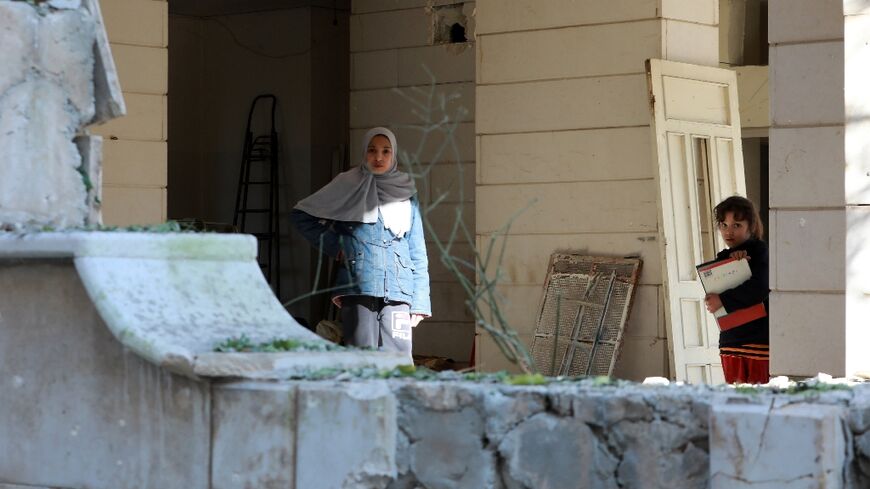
[[3, 259, 870, 489], [350, 0, 477, 363], [768, 0, 870, 377], [95, 0, 168, 225], [474, 0, 718, 378]]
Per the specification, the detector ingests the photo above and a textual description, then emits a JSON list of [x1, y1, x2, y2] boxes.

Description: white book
[[696, 257, 766, 330]]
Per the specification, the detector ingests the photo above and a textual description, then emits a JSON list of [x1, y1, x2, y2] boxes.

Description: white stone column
[[768, 0, 870, 377]]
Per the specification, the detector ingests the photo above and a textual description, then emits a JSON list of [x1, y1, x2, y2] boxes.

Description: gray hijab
[[294, 127, 416, 223]]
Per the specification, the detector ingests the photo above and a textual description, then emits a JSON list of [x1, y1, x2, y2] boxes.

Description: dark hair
[[714, 195, 763, 239]]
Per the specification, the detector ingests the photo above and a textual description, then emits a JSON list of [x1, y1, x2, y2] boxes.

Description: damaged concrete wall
[[0, 261, 211, 489], [197, 379, 870, 489], [0, 1, 97, 229], [350, 0, 477, 364], [2, 257, 869, 489]]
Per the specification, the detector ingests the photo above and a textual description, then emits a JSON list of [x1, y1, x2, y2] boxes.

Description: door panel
[[647, 58, 746, 384]]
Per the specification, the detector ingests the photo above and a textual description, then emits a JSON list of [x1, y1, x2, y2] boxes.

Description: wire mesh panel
[[530, 254, 642, 377]]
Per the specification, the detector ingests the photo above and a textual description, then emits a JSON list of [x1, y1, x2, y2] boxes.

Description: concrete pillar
[[768, 0, 870, 377], [474, 0, 718, 377]]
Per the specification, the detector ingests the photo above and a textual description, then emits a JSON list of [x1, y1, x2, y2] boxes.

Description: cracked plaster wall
[[0, 0, 110, 230]]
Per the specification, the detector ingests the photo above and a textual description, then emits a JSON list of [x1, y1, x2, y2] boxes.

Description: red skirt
[[721, 354, 769, 384]]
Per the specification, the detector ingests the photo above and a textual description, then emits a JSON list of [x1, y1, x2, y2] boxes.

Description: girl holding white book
[[704, 196, 769, 384]]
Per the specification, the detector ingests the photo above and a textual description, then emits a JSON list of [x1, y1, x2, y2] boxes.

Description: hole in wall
[[431, 3, 469, 45], [450, 23, 467, 43]]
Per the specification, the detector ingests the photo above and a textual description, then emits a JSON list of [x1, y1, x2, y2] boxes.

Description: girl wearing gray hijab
[[291, 127, 431, 357]]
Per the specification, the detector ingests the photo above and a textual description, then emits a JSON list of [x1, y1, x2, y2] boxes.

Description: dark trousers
[[341, 296, 412, 357]]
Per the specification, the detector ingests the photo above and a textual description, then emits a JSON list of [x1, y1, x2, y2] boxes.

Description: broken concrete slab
[[74, 134, 104, 226], [0, 79, 89, 228], [211, 382, 296, 488], [82, 0, 126, 123], [296, 382, 397, 489], [710, 400, 849, 489], [0, 2, 37, 96], [38, 8, 96, 123]]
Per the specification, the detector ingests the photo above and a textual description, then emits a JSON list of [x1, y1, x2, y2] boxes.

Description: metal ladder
[[233, 94, 280, 296]]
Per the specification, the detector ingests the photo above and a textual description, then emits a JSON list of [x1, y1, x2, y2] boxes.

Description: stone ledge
[[0, 232, 408, 379], [194, 351, 409, 379]]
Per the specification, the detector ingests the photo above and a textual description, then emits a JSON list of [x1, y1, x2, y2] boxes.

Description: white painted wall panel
[[351, 122, 475, 164], [102, 186, 166, 225], [474, 0, 659, 35], [770, 42, 845, 126], [774, 210, 846, 292], [350, 82, 474, 127], [477, 21, 660, 84], [92, 94, 166, 142], [102, 0, 167, 48], [427, 242, 474, 283], [350, 8, 430, 52], [612, 336, 669, 380], [846, 207, 870, 375], [735, 65, 770, 129], [476, 180, 657, 235], [479, 233, 662, 286], [430, 281, 476, 323], [430, 162, 476, 203], [844, 14, 870, 205], [769, 127, 845, 208], [112, 44, 168, 95], [351, 49, 398, 90], [769, 211, 778, 290], [660, 0, 718, 25], [478, 127, 653, 184], [662, 21, 719, 66], [352, 0, 467, 14], [476, 333, 531, 373], [770, 292, 846, 377], [102, 140, 167, 187], [476, 75, 649, 134], [352, 0, 428, 14], [397, 44, 475, 86], [769, 0, 844, 43], [845, 0, 870, 15], [427, 202, 475, 238]]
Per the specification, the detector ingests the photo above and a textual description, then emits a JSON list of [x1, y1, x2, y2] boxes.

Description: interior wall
[[168, 1, 349, 318], [96, 0, 169, 226], [349, 0, 477, 364]]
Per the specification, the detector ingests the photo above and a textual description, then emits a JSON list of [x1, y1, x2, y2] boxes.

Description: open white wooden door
[[646, 59, 746, 384]]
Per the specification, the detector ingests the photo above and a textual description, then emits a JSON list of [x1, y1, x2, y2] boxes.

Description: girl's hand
[[704, 293, 723, 313], [411, 314, 426, 327], [729, 250, 750, 261]]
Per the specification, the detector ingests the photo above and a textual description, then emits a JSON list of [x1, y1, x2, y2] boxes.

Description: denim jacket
[[290, 198, 431, 316]]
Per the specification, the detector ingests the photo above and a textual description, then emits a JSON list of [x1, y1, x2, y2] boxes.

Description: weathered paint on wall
[[474, 0, 718, 379], [350, 0, 477, 363], [94, 0, 168, 225]]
